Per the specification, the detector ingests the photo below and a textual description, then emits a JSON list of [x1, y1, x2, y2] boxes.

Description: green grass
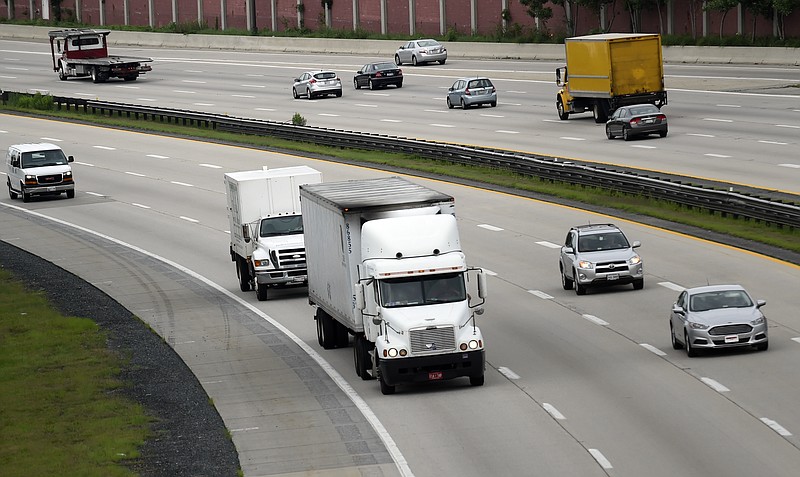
[[0, 270, 151, 477], [1, 99, 797, 255]]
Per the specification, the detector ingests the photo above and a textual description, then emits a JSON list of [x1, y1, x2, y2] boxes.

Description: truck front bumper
[[379, 349, 485, 386], [23, 184, 74, 195], [255, 269, 307, 286]]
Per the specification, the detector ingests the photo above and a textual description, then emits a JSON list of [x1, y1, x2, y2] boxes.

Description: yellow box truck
[[555, 33, 667, 123]]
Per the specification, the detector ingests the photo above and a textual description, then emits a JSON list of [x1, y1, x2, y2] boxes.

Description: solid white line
[[147, 154, 169, 159], [582, 314, 609, 326], [589, 449, 613, 469], [703, 118, 733, 122], [125, 171, 146, 177], [527, 290, 553, 300], [93, 145, 116, 150], [659, 282, 685, 292], [640, 343, 667, 356], [701, 377, 730, 393], [199, 163, 222, 169], [85, 191, 104, 197], [542, 403, 566, 420], [536, 241, 561, 249], [498, 367, 520, 380], [705, 153, 731, 158], [180, 216, 200, 223], [171, 181, 194, 187], [560, 136, 586, 141], [761, 418, 793, 437], [477, 224, 504, 231], [230, 427, 260, 433]]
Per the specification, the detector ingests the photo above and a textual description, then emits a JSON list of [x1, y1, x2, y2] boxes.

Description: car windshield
[[418, 40, 440, 47], [259, 215, 303, 237], [314, 72, 336, 80], [379, 272, 466, 308], [468, 79, 492, 88], [630, 105, 659, 115], [577, 232, 629, 252], [375, 63, 395, 70], [21, 149, 68, 168], [689, 290, 753, 312]]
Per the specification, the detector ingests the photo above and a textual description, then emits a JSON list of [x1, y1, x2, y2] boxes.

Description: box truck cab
[[6, 143, 75, 202]]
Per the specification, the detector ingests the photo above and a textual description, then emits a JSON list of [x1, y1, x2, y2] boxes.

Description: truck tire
[[66, 189, 75, 199], [316, 309, 337, 350], [22, 188, 31, 203], [335, 321, 350, 348], [379, 368, 396, 395], [353, 335, 374, 379], [557, 98, 569, 120], [58, 67, 68, 81], [8, 182, 18, 200], [593, 103, 607, 123], [236, 256, 252, 292], [91, 67, 100, 83], [123, 75, 138, 82], [256, 283, 268, 301]]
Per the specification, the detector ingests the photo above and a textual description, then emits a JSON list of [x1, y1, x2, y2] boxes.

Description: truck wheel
[[236, 257, 251, 292], [593, 103, 606, 123], [58, 67, 68, 81], [256, 283, 269, 301], [316, 309, 336, 350], [91, 67, 100, 83], [557, 99, 569, 120], [354, 335, 372, 379], [335, 321, 350, 348], [123, 75, 138, 82], [66, 189, 75, 199], [8, 183, 18, 200], [22, 188, 31, 203], [470, 374, 485, 386], [379, 369, 396, 395]]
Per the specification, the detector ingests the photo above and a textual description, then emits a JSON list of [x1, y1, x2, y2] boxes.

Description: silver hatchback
[[446, 77, 497, 109], [292, 70, 342, 99], [395, 39, 447, 66]]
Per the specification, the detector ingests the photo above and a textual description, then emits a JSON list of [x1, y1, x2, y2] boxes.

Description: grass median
[[1, 97, 797, 256], [0, 269, 150, 477]]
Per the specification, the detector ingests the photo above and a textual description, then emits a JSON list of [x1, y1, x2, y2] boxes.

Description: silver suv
[[559, 224, 643, 295]]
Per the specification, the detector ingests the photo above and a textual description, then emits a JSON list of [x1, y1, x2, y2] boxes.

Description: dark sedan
[[354, 62, 403, 90], [605, 104, 668, 141]]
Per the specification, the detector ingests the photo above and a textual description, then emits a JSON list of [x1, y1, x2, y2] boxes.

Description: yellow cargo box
[[565, 33, 664, 98]]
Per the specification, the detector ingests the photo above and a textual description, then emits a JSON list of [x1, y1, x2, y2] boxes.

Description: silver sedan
[[395, 39, 447, 66], [669, 284, 768, 357]]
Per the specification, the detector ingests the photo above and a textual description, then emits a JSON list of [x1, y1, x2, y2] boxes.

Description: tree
[[551, 0, 579, 36], [575, 0, 617, 32], [773, 0, 800, 40], [704, 0, 740, 38], [519, 0, 554, 31]]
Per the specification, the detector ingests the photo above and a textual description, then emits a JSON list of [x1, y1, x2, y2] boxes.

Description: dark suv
[[559, 224, 644, 295]]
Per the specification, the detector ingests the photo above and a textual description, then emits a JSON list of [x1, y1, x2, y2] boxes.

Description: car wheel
[[256, 283, 268, 301], [335, 90, 342, 98], [685, 331, 698, 357], [394, 54, 402, 66], [368, 79, 375, 90], [756, 340, 769, 352], [574, 270, 586, 295], [22, 189, 31, 203], [490, 101, 497, 107], [353, 78, 360, 90], [633, 278, 644, 290], [8, 183, 17, 200], [560, 264, 573, 290], [446, 97, 454, 109], [66, 189, 75, 199], [439, 59, 446, 65], [470, 374, 484, 386], [623, 127, 631, 141], [461, 98, 468, 109], [412, 55, 418, 66], [292, 87, 299, 99], [606, 127, 614, 139], [660, 127, 668, 138], [396, 81, 402, 88], [306, 88, 313, 100], [670, 323, 683, 350], [557, 98, 569, 120]]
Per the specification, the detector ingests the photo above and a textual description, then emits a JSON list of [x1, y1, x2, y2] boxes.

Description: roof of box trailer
[[567, 33, 659, 41], [300, 176, 452, 212]]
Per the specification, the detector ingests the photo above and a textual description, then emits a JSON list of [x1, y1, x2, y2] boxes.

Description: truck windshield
[[21, 150, 68, 168], [259, 215, 303, 237], [379, 272, 466, 308]]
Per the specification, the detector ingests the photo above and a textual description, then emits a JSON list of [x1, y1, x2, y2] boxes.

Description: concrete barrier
[[2, 24, 798, 65]]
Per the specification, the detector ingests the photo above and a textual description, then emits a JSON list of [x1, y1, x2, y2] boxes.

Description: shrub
[[291, 113, 307, 126]]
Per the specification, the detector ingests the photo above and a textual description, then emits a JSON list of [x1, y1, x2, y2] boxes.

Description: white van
[[6, 143, 75, 202]]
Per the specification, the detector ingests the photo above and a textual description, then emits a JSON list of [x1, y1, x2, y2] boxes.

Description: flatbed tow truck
[[48, 29, 153, 83]]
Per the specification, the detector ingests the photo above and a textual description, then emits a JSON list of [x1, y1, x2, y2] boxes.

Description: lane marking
[[499, 102, 521, 106], [318, 113, 340, 117], [703, 118, 733, 122], [498, 367, 520, 380], [172, 90, 197, 94], [125, 171, 146, 177], [356, 103, 378, 107], [761, 418, 792, 437], [147, 154, 169, 159], [41, 137, 62, 142], [776, 124, 800, 129], [542, 119, 562, 123], [255, 107, 275, 111], [180, 216, 200, 223], [759, 140, 787, 145], [480, 114, 504, 118], [560, 136, 586, 141], [704, 153, 731, 158], [701, 377, 730, 393], [527, 290, 553, 300], [230, 427, 260, 433], [131, 203, 151, 209], [542, 403, 566, 420], [687, 133, 715, 138], [202, 380, 224, 384], [430, 123, 455, 128], [136, 98, 156, 102], [93, 145, 116, 150], [74, 161, 94, 167], [231, 94, 255, 98], [199, 163, 222, 169], [631, 145, 657, 149], [481, 268, 498, 276], [640, 343, 666, 356], [424, 109, 447, 113], [791, 337, 800, 344], [182, 79, 206, 84], [85, 191, 105, 197], [589, 449, 613, 469], [536, 241, 561, 249], [241, 84, 266, 88], [364, 92, 390, 96], [477, 224, 504, 231], [716, 104, 741, 108], [380, 119, 402, 123], [659, 282, 685, 292], [171, 181, 194, 187], [194, 102, 215, 106], [495, 130, 520, 134], [582, 314, 609, 326]]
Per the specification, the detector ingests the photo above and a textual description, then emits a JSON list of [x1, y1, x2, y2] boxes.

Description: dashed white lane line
[[194, 102, 215, 106], [716, 104, 741, 108], [125, 171, 146, 177], [542, 403, 566, 420], [380, 119, 402, 123], [137, 98, 156, 101], [173, 90, 196, 94], [495, 130, 520, 134], [185, 70, 203, 73], [85, 191, 105, 197], [180, 216, 200, 223], [589, 449, 613, 469], [582, 314, 609, 326], [477, 224, 504, 231], [776, 124, 800, 129], [182, 79, 206, 84], [0, 75, 16, 79], [430, 123, 455, 128], [364, 92, 390, 96], [542, 119, 562, 123], [792, 337, 800, 344], [131, 203, 151, 209], [74, 92, 94, 96], [255, 107, 275, 111], [202, 380, 224, 384], [232, 94, 256, 98], [701, 377, 730, 393], [481, 268, 498, 276], [505, 90, 527, 94], [560, 136, 586, 141], [704, 153, 731, 158], [761, 418, 792, 437], [318, 113, 340, 117], [171, 181, 194, 187], [631, 145, 657, 149], [687, 133, 715, 138], [75, 161, 94, 167], [199, 163, 222, 169], [424, 109, 448, 113], [241, 84, 266, 88], [500, 102, 521, 106], [480, 114, 504, 118], [93, 145, 116, 150], [536, 241, 561, 249], [147, 154, 169, 159], [640, 343, 666, 356], [703, 118, 733, 122], [41, 137, 62, 142], [498, 367, 520, 380], [527, 290, 553, 300], [759, 140, 788, 145], [356, 103, 378, 108], [659, 282, 685, 292]]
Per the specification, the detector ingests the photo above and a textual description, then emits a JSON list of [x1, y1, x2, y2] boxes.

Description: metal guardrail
[[5, 92, 798, 229]]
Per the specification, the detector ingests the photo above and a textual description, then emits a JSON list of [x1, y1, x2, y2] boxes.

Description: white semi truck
[[224, 166, 322, 301], [300, 176, 488, 395]]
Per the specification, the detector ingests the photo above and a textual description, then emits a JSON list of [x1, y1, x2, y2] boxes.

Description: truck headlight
[[460, 340, 482, 351], [254, 259, 269, 267]]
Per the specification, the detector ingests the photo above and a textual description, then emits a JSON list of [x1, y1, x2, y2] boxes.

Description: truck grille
[[709, 324, 752, 335], [409, 325, 456, 354], [275, 247, 306, 269], [37, 174, 64, 184], [596, 261, 629, 274]]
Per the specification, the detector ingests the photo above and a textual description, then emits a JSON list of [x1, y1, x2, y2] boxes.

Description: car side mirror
[[67, 155, 74, 163], [632, 241, 641, 248], [756, 299, 766, 308], [672, 305, 684, 315], [293, 78, 300, 82], [563, 246, 574, 254], [399, 45, 404, 50], [357, 70, 362, 74]]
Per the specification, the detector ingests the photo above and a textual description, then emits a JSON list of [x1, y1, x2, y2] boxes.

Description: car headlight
[[689, 321, 709, 330], [751, 315, 765, 325], [628, 255, 642, 265], [577, 260, 594, 269]]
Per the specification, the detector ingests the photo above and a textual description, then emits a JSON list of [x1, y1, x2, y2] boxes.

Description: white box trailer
[[224, 166, 322, 301], [300, 176, 488, 395]]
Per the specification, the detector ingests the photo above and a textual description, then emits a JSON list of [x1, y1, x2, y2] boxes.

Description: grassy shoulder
[[1, 98, 797, 256], [0, 269, 151, 477]]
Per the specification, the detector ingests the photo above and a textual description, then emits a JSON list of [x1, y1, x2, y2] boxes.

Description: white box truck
[[224, 166, 322, 301], [300, 176, 488, 395]]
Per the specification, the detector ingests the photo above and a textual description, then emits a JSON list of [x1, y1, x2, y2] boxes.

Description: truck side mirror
[[11, 158, 19, 168], [242, 224, 251, 244], [354, 283, 366, 310], [477, 270, 488, 299], [67, 156, 74, 163]]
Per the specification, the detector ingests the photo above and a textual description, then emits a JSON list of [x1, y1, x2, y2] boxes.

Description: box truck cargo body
[[556, 33, 667, 122], [224, 166, 322, 301], [300, 176, 488, 395]]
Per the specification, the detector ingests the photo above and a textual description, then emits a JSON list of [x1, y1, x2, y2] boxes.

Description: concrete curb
[[2, 24, 799, 65]]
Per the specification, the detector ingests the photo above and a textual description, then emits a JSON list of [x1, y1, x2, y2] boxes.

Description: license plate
[[607, 273, 619, 280], [386, 72, 394, 76], [725, 335, 739, 343], [47, 186, 57, 192], [291, 276, 305, 283], [428, 371, 443, 380], [644, 118, 655, 123]]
